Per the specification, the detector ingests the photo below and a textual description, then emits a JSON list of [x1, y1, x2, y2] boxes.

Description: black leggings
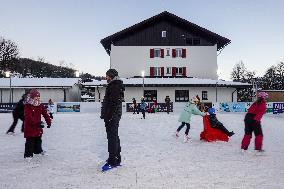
[[177, 122, 191, 135], [24, 136, 43, 158]]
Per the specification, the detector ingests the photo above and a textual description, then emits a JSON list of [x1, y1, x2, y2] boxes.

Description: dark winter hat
[[29, 89, 40, 99], [106, 69, 118, 79]]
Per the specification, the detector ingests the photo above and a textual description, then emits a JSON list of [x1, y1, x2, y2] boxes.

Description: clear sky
[[1, 0, 284, 80]]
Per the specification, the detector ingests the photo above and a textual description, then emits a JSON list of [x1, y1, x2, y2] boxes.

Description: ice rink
[[0, 111, 284, 189]]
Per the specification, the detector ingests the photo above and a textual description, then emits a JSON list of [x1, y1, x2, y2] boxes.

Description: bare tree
[[0, 36, 19, 62], [230, 61, 246, 81]]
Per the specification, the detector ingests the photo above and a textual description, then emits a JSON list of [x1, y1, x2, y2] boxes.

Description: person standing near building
[[6, 93, 26, 134], [152, 97, 158, 113], [23, 89, 51, 160], [165, 96, 171, 114], [139, 98, 147, 119], [47, 99, 54, 119], [100, 69, 125, 171], [241, 92, 268, 153], [175, 97, 206, 142], [132, 98, 139, 114]]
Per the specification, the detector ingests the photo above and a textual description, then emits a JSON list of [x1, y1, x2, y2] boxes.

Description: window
[[202, 91, 208, 100], [193, 38, 200, 45], [166, 67, 171, 75], [144, 90, 157, 102], [175, 67, 183, 76], [186, 38, 192, 45], [175, 90, 189, 102], [175, 48, 182, 57], [162, 31, 167, 38], [154, 48, 161, 57], [166, 48, 170, 56], [154, 67, 162, 76]]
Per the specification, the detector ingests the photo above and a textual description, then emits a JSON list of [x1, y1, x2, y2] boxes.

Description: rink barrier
[[212, 102, 280, 113], [0, 102, 283, 114]]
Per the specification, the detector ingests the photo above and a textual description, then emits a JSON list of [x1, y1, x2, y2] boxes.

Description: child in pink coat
[[241, 92, 268, 152]]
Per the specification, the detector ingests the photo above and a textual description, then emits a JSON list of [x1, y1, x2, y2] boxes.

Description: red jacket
[[247, 101, 267, 122], [24, 104, 51, 138]]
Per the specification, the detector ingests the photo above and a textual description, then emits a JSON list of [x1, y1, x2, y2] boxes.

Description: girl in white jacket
[[47, 99, 54, 119]]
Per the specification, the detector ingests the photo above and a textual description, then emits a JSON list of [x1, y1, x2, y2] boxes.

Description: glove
[[47, 125, 51, 128]]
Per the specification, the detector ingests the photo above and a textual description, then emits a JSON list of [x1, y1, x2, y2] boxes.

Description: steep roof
[[101, 11, 231, 54]]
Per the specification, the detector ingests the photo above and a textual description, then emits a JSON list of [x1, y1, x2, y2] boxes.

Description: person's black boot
[[228, 131, 235, 137]]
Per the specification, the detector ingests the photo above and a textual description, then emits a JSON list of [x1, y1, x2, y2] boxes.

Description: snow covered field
[[1, 111, 284, 189]]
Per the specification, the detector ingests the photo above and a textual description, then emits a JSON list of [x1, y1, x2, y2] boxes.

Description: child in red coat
[[241, 92, 268, 152], [24, 89, 51, 159]]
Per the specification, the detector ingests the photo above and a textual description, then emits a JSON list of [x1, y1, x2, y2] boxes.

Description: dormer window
[[162, 31, 167, 38]]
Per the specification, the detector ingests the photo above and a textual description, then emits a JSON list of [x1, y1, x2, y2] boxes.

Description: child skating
[[140, 98, 147, 119], [23, 89, 51, 161], [175, 97, 206, 142], [241, 92, 268, 153]]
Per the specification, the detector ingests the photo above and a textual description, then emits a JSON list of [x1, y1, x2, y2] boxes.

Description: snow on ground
[[0, 112, 284, 189]]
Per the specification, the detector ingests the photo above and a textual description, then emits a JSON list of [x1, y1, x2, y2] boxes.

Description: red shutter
[[161, 49, 164, 58], [150, 49, 154, 58], [182, 67, 186, 76], [161, 67, 164, 76], [172, 49, 176, 58], [182, 49, 186, 58], [150, 67, 154, 77], [172, 67, 176, 77]]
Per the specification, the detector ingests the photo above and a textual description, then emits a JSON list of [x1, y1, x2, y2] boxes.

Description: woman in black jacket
[[6, 94, 26, 134]]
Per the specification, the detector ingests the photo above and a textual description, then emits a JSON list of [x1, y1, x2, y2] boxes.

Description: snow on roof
[[0, 78, 79, 88], [82, 77, 251, 87]]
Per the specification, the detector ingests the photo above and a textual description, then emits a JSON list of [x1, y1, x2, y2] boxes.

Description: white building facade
[[91, 11, 251, 104], [111, 45, 218, 79]]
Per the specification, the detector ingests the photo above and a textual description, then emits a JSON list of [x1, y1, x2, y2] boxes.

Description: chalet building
[[86, 11, 251, 103]]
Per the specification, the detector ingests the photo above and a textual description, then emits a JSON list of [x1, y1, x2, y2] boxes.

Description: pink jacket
[[247, 101, 267, 122]]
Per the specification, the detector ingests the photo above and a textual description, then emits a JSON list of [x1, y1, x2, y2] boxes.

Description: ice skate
[[183, 135, 190, 143], [240, 149, 247, 155], [6, 131, 15, 135], [254, 149, 265, 156], [25, 157, 33, 163], [40, 151, 48, 156], [174, 131, 179, 138]]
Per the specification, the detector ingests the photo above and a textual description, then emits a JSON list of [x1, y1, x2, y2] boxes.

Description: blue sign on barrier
[[57, 102, 80, 112], [273, 103, 284, 114], [219, 102, 246, 112]]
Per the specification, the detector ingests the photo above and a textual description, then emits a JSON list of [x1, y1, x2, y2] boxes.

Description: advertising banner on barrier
[[273, 103, 284, 114], [213, 102, 276, 113], [218, 102, 247, 112], [126, 102, 173, 112], [0, 103, 16, 113], [57, 102, 80, 112]]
